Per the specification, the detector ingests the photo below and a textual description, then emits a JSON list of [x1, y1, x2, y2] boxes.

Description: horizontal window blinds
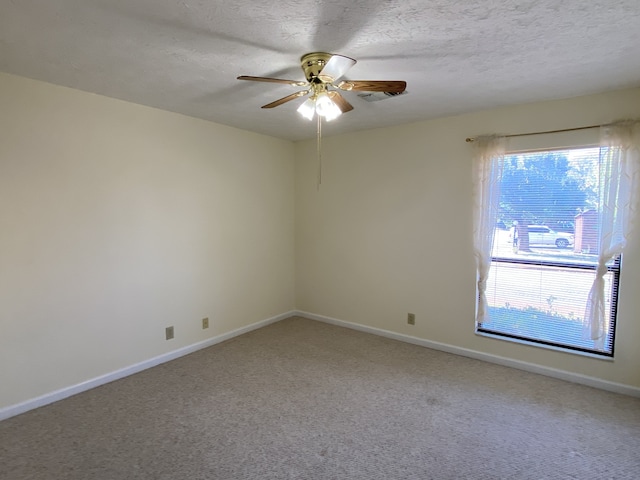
[[478, 148, 619, 356]]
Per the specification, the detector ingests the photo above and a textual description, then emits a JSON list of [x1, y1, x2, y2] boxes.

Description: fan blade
[[317, 54, 357, 82], [238, 76, 307, 87], [328, 91, 354, 113], [337, 80, 406, 93], [261, 90, 309, 109]]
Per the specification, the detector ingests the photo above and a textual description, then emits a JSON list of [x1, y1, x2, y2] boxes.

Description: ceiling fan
[[237, 52, 407, 121]]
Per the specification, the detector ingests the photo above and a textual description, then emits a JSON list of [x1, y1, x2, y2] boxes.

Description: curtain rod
[[465, 124, 604, 143]]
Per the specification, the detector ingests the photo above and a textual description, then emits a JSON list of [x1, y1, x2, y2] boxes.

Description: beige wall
[[295, 88, 640, 389], [0, 73, 296, 409]]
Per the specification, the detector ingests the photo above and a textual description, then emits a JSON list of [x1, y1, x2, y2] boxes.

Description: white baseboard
[[295, 310, 640, 398], [0, 311, 295, 422], [4, 309, 637, 422]]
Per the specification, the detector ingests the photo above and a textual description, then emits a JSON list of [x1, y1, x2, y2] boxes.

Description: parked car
[[510, 225, 574, 248]]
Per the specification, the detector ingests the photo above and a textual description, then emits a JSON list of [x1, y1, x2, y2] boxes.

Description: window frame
[[475, 142, 621, 358]]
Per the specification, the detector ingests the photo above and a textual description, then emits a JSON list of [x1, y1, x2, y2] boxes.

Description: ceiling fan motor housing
[[301, 52, 333, 83]]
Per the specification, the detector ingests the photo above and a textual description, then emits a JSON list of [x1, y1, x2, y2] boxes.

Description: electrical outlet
[[407, 313, 415, 325], [165, 326, 174, 340], [202, 317, 209, 329]]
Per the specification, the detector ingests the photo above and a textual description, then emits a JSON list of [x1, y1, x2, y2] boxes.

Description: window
[[477, 147, 620, 356]]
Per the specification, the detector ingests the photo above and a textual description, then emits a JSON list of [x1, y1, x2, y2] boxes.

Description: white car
[[511, 225, 574, 248]]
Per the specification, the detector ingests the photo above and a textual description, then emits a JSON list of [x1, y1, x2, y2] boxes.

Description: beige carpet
[[1, 316, 639, 479]]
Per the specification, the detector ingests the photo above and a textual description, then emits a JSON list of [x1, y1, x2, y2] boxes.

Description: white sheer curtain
[[472, 136, 506, 325], [584, 120, 640, 350]]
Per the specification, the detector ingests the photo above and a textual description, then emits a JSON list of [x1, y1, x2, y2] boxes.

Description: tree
[[499, 152, 588, 251]]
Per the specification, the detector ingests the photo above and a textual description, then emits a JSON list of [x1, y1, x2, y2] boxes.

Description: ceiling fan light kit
[[298, 90, 342, 121]]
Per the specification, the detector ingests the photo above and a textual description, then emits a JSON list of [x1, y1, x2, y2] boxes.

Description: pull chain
[[316, 114, 322, 190]]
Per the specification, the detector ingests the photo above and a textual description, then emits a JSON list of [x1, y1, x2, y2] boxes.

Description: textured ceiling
[[1, 0, 640, 141]]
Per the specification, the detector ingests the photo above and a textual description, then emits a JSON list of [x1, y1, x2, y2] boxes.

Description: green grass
[[484, 305, 598, 350]]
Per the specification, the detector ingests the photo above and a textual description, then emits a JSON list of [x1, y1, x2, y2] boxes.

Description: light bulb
[[315, 92, 342, 121], [297, 98, 315, 121]]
